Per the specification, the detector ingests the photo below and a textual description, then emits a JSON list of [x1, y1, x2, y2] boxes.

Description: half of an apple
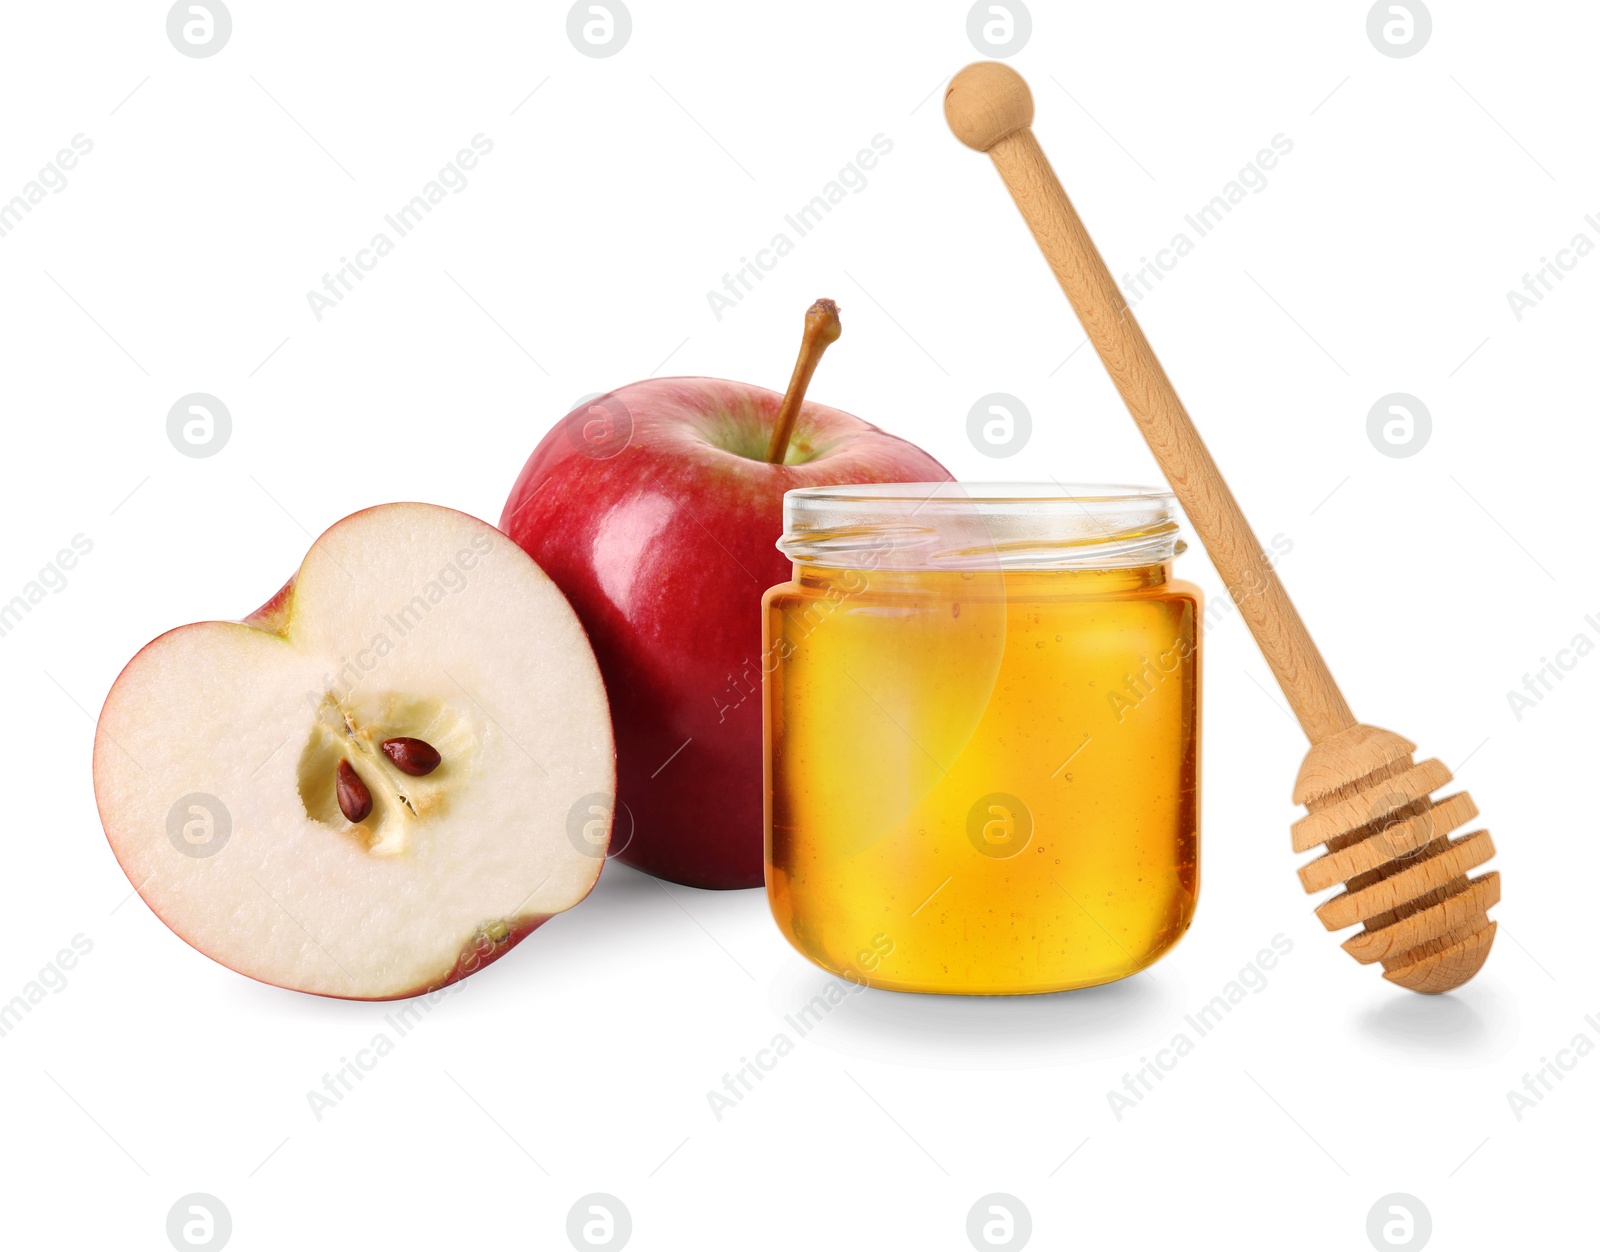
[[93, 503, 615, 1000]]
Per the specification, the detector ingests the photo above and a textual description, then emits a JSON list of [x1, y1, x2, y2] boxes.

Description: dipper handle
[[945, 62, 1355, 745]]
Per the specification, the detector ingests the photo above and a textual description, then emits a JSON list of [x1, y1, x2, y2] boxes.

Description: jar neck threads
[[778, 483, 1184, 573], [792, 562, 1173, 596]]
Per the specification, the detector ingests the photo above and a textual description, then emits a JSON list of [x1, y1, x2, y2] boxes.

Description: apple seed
[[336, 759, 373, 823], [381, 737, 442, 776]]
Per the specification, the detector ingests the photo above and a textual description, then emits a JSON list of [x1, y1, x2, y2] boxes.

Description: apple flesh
[[501, 375, 950, 889], [93, 503, 614, 1000]]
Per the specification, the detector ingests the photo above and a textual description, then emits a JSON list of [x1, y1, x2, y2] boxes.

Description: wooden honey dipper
[[945, 62, 1498, 992]]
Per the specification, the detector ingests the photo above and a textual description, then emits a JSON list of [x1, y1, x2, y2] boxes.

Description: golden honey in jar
[[763, 483, 1201, 994]]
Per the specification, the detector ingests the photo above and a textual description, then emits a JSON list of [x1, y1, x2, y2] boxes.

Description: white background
[[0, 1, 1593, 1248]]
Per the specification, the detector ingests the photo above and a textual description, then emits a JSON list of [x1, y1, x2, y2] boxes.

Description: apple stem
[[766, 298, 842, 464]]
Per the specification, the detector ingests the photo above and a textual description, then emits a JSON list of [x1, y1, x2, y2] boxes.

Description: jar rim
[[779, 481, 1185, 571], [784, 481, 1174, 506]]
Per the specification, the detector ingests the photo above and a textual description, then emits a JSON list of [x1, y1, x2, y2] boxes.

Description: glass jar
[[762, 483, 1201, 994]]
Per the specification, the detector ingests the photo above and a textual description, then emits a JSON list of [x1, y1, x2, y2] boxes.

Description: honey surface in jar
[[764, 562, 1200, 994]]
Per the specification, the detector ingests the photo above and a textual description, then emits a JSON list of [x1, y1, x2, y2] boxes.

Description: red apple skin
[[501, 377, 951, 889]]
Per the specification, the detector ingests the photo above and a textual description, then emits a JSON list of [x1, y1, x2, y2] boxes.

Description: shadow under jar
[[763, 483, 1202, 994]]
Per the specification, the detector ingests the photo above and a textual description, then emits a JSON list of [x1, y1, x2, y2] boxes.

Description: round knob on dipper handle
[[945, 61, 1034, 152]]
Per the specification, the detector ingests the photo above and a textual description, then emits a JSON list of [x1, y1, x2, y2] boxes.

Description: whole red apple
[[501, 301, 950, 888]]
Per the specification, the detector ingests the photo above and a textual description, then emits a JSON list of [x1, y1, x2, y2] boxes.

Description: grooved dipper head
[[1294, 724, 1498, 993]]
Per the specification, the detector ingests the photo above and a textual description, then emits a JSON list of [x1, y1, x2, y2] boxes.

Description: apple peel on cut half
[[93, 502, 615, 1000]]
